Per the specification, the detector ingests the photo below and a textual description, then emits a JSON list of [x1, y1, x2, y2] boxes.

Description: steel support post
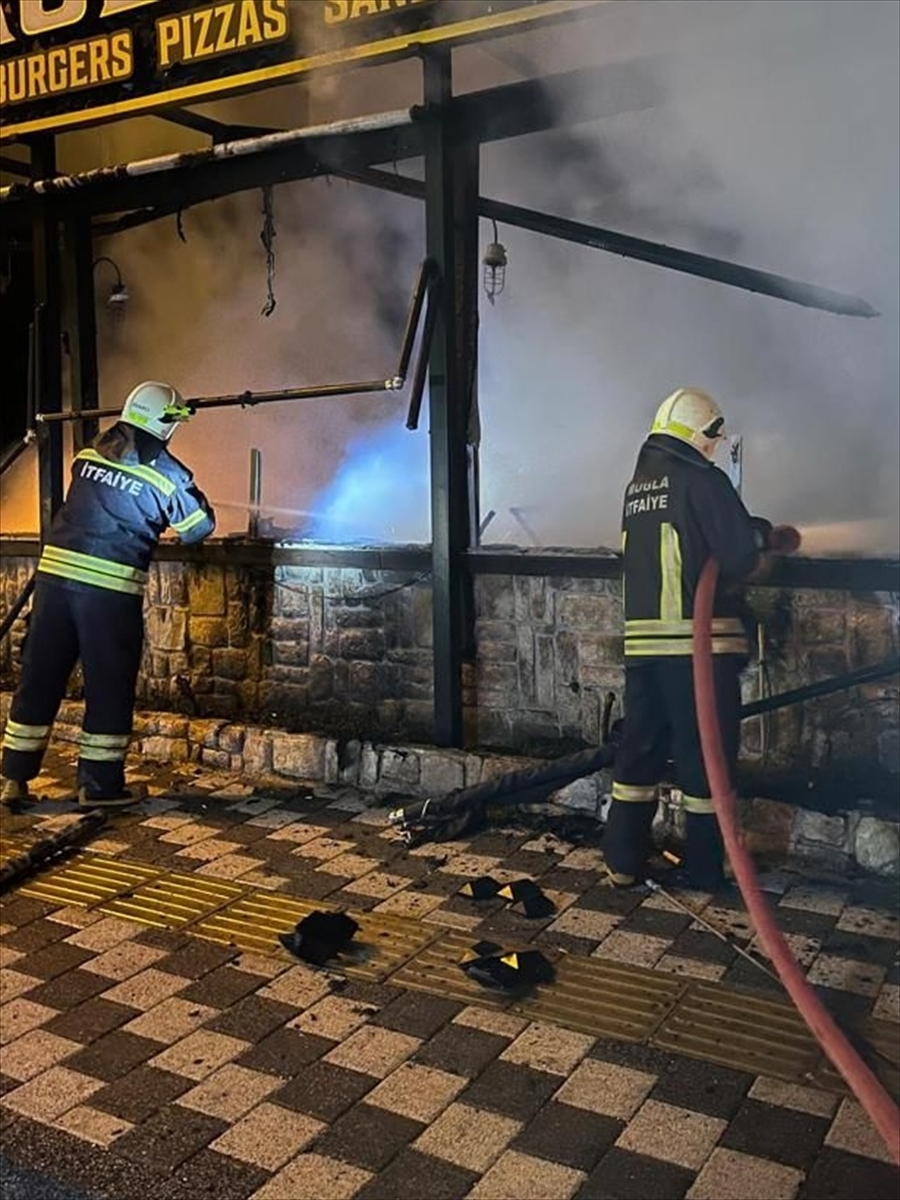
[[31, 138, 64, 541], [423, 49, 478, 747], [62, 216, 99, 451]]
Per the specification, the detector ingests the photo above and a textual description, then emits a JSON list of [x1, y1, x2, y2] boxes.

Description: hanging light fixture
[[92, 255, 129, 307], [482, 219, 507, 304]]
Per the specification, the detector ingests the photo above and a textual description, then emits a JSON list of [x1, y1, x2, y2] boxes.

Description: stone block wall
[[141, 561, 435, 742], [472, 574, 899, 776], [0, 556, 33, 683], [741, 587, 900, 776], [473, 576, 624, 753], [1, 552, 897, 778]]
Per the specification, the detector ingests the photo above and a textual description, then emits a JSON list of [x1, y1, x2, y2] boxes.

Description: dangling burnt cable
[[693, 557, 900, 1164], [260, 186, 277, 317]]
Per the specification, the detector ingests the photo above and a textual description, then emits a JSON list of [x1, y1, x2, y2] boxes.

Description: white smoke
[[1, 0, 896, 555], [475, 0, 900, 551]]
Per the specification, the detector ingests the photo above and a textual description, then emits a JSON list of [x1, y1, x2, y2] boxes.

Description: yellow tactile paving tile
[[17, 854, 161, 907], [97, 871, 246, 928]]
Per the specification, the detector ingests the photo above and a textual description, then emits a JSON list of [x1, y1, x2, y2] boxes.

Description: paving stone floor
[[1, 748, 898, 1199]]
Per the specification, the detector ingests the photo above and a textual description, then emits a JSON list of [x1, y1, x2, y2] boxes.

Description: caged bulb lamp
[[482, 219, 507, 304]]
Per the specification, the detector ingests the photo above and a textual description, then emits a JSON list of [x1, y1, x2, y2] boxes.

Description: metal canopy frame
[[0, 47, 881, 748]]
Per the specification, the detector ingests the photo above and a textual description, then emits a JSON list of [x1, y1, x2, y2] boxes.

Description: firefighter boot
[[78, 783, 146, 810], [1, 778, 31, 807], [681, 812, 728, 892]]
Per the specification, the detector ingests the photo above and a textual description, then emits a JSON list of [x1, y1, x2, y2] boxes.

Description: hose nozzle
[[769, 525, 802, 554]]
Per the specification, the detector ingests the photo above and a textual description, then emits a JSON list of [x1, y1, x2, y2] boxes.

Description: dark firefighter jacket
[[621, 433, 762, 659], [37, 423, 215, 597]]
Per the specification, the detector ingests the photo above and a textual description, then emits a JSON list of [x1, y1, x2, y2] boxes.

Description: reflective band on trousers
[[612, 782, 658, 803], [625, 618, 746, 636], [625, 635, 749, 657], [79, 731, 129, 762], [1, 719, 51, 753], [682, 793, 715, 814], [39, 546, 148, 596]]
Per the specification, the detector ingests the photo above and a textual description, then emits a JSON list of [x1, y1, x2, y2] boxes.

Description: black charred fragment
[[459, 942, 555, 992], [278, 910, 360, 967]]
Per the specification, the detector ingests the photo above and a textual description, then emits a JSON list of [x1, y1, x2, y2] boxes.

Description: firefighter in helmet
[[604, 387, 775, 891], [1, 382, 215, 808]]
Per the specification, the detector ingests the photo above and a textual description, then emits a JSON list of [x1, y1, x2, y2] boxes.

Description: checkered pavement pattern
[[1, 749, 898, 1199]]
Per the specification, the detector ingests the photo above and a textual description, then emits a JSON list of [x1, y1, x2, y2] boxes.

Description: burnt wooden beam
[[30, 137, 64, 540], [155, 108, 277, 143], [323, 166, 877, 318], [1, 539, 896, 593], [0, 60, 661, 227], [0, 123, 421, 228], [0, 154, 33, 178], [423, 49, 477, 748]]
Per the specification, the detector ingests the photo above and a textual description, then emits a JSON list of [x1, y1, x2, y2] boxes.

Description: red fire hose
[[693, 554, 900, 1164]]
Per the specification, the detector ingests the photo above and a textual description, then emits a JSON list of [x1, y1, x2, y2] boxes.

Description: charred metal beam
[[31, 137, 64, 541], [450, 56, 663, 144], [0, 538, 897, 593], [0, 574, 34, 646], [38, 378, 404, 426], [0, 154, 32, 178], [0, 110, 415, 203], [93, 204, 183, 237], [766, 555, 900, 591], [424, 49, 475, 749], [467, 550, 900, 592], [0, 115, 422, 226], [0, 433, 36, 478], [405, 281, 440, 432], [469, 550, 622, 578], [397, 259, 437, 381], [37, 260, 437, 428], [0, 61, 660, 227], [61, 216, 99, 450], [742, 656, 900, 720], [155, 109, 276, 142], [478, 198, 879, 318], [327, 166, 878, 318]]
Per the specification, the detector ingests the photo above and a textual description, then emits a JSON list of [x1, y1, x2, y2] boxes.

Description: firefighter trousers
[[1, 579, 144, 796], [604, 656, 743, 889]]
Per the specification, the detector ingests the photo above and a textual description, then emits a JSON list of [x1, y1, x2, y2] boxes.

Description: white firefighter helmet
[[120, 381, 193, 442], [651, 387, 725, 459]]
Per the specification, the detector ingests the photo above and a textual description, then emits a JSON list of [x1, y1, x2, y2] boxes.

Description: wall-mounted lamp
[[482, 219, 507, 305], [92, 255, 129, 307]]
